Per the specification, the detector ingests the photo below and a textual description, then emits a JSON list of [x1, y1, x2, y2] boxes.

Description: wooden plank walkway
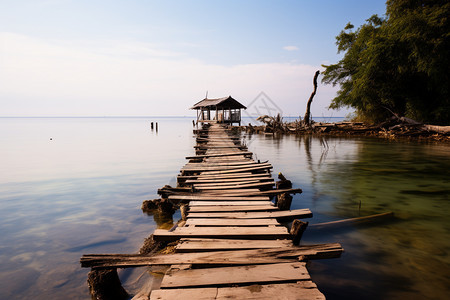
[[150, 123, 341, 299], [80, 122, 343, 300]]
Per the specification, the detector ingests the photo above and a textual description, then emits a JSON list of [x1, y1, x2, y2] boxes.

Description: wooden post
[[276, 172, 293, 210], [87, 269, 129, 300], [151, 122, 154, 129], [277, 193, 293, 210], [276, 172, 292, 189], [290, 219, 309, 246], [156, 122, 158, 131]]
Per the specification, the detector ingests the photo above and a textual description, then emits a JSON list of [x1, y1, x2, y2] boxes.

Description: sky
[[0, 0, 387, 117]]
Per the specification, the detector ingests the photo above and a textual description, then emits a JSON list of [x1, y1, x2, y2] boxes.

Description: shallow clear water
[[244, 133, 450, 300], [0, 117, 194, 299], [0, 118, 449, 299]]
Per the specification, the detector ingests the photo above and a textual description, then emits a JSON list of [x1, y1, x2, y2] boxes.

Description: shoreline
[[235, 121, 450, 143]]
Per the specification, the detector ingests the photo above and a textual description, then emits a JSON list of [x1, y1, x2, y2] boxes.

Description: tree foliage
[[322, 0, 450, 124]]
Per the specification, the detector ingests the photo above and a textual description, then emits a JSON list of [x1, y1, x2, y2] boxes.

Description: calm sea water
[[0, 117, 449, 299]]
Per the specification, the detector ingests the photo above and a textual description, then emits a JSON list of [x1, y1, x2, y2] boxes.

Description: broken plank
[[160, 262, 309, 289]]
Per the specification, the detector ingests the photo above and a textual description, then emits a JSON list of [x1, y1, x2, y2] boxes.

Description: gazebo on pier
[[191, 96, 246, 126]]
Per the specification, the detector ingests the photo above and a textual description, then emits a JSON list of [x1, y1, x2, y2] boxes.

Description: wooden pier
[[81, 123, 343, 299]]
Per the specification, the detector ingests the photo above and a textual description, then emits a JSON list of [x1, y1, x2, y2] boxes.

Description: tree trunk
[[303, 70, 320, 127]]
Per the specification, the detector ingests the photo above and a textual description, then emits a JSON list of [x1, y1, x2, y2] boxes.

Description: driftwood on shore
[[242, 115, 450, 141]]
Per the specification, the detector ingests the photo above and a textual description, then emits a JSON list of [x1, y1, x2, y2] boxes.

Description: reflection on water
[[142, 209, 175, 230], [245, 133, 450, 299]]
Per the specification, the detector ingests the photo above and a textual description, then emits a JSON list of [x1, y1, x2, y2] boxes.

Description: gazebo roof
[[190, 96, 246, 110]]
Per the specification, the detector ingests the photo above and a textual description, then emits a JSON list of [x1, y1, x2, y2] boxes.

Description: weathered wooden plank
[[198, 164, 273, 175], [160, 262, 310, 288], [194, 181, 275, 190], [184, 161, 257, 167], [189, 201, 273, 206], [168, 195, 271, 201], [192, 180, 261, 186], [198, 188, 262, 194], [175, 238, 291, 252], [196, 188, 302, 197], [150, 287, 217, 300], [182, 163, 272, 172], [194, 145, 243, 149], [150, 282, 325, 300], [188, 205, 277, 213], [186, 152, 252, 159], [185, 176, 272, 184], [153, 226, 290, 241], [187, 208, 313, 219], [184, 218, 279, 226], [81, 244, 343, 268], [178, 173, 269, 180], [82, 250, 293, 269]]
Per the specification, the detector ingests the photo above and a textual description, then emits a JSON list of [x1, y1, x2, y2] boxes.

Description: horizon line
[[0, 115, 346, 119]]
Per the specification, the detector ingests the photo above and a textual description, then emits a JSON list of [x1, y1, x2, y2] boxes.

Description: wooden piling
[[87, 269, 129, 300], [290, 219, 309, 246], [277, 193, 293, 210]]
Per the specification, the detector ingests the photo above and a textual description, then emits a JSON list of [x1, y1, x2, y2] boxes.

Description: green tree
[[322, 0, 450, 124]]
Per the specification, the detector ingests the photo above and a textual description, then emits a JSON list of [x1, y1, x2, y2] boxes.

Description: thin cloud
[[283, 46, 299, 51]]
